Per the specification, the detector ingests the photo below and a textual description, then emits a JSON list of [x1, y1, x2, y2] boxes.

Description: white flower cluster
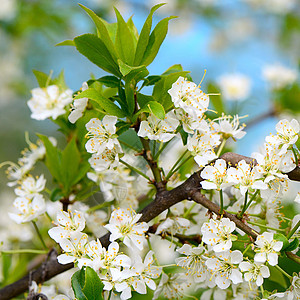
[[48, 208, 161, 300], [8, 174, 46, 224], [174, 216, 283, 292]]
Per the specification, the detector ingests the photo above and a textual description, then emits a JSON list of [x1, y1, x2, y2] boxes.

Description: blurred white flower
[[14, 174, 46, 199], [28, 85, 73, 120], [262, 64, 298, 89], [239, 261, 270, 286], [218, 73, 251, 101]]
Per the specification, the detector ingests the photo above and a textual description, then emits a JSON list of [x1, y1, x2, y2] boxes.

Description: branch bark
[[1, 152, 299, 299]]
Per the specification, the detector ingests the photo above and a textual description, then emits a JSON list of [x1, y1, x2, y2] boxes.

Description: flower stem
[[275, 265, 292, 280], [216, 138, 227, 157], [183, 202, 197, 218], [1, 249, 47, 255], [32, 221, 47, 250], [237, 191, 248, 219], [107, 290, 112, 300], [219, 190, 224, 215], [154, 139, 173, 160], [247, 221, 285, 232], [242, 243, 252, 255], [119, 159, 151, 181], [287, 218, 300, 240], [292, 147, 299, 167], [238, 190, 259, 218], [45, 212, 53, 222], [165, 150, 189, 181]]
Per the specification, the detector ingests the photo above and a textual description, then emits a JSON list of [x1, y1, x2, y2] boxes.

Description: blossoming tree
[[1, 4, 300, 300]]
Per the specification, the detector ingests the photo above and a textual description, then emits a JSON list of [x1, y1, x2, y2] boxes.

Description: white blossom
[[137, 111, 179, 142], [206, 250, 243, 289], [239, 261, 270, 286], [88, 146, 122, 172], [187, 131, 220, 167], [153, 273, 186, 299], [104, 208, 149, 250], [14, 174, 46, 199], [57, 232, 89, 265], [200, 159, 231, 191], [175, 244, 208, 282], [227, 160, 268, 195], [168, 76, 209, 117], [201, 217, 237, 252], [85, 115, 120, 155], [9, 194, 46, 224], [254, 232, 283, 266], [28, 85, 73, 120], [48, 210, 86, 243], [266, 119, 299, 155], [68, 82, 88, 123], [212, 114, 247, 140]]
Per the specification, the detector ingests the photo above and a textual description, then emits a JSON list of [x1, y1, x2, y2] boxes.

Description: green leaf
[[136, 93, 154, 108], [127, 16, 139, 47], [285, 238, 299, 252], [267, 265, 288, 289], [153, 70, 189, 111], [82, 267, 104, 300], [50, 188, 64, 202], [33, 70, 52, 88], [52, 70, 68, 90], [141, 75, 162, 88], [61, 137, 80, 192], [71, 162, 91, 187], [74, 34, 121, 77], [37, 134, 62, 182], [179, 126, 188, 145], [71, 267, 104, 300], [79, 4, 118, 62], [93, 75, 121, 88], [147, 101, 165, 119], [56, 39, 75, 47], [74, 88, 126, 117], [118, 60, 149, 81], [162, 64, 184, 75], [114, 7, 135, 65], [71, 269, 87, 300], [125, 80, 135, 115], [134, 3, 165, 66], [274, 233, 289, 251], [141, 16, 177, 66]]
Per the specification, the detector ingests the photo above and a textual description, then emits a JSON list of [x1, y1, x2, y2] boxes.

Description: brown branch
[[1, 152, 299, 299]]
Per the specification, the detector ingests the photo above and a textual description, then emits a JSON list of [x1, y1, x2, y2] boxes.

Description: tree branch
[[1, 152, 299, 299]]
